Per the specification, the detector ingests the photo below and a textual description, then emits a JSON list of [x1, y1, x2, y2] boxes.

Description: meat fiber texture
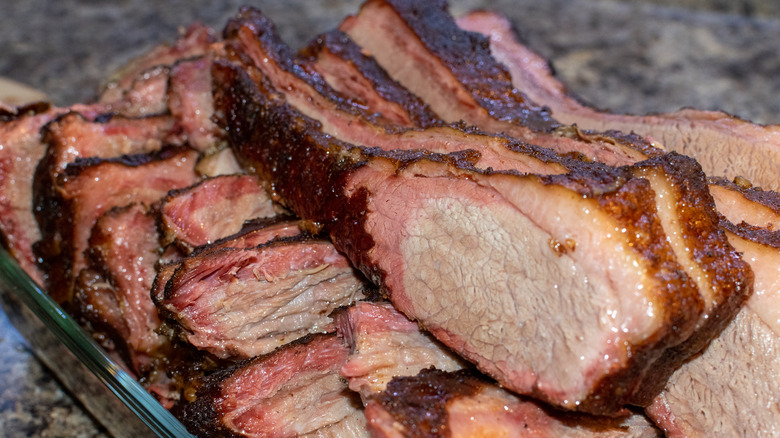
[[337, 301, 661, 437], [214, 48, 751, 416]]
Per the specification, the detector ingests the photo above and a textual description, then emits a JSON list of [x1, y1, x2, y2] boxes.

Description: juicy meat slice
[[646, 200, 780, 436], [157, 174, 276, 252], [335, 301, 466, 399], [300, 29, 440, 129], [175, 334, 367, 438], [213, 59, 749, 415], [156, 237, 366, 360], [366, 368, 661, 438], [458, 10, 780, 192], [102, 65, 171, 117], [85, 203, 166, 355], [339, 0, 660, 166], [43, 146, 199, 302], [168, 55, 220, 152], [0, 106, 60, 285], [707, 177, 780, 231], [99, 23, 216, 104], [223, 9, 573, 175]]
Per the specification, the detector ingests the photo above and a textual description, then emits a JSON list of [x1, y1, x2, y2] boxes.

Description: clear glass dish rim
[[0, 247, 194, 438]]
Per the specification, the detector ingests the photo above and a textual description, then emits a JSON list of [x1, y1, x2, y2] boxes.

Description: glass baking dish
[[0, 247, 194, 438]]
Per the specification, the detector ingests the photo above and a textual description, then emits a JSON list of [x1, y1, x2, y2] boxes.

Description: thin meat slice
[[175, 334, 367, 438], [102, 65, 171, 117], [300, 29, 440, 128], [168, 55, 221, 152], [707, 177, 780, 231], [44, 146, 199, 302], [223, 9, 573, 175], [339, 0, 661, 166], [157, 174, 276, 252], [151, 216, 306, 313], [366, 368, 661, 438], [335, 301, 467, 399], [99, 23, 216, 104], [457, 10, 780, 192], [156, 237, 366, 360], [213, 59, 749, 415]]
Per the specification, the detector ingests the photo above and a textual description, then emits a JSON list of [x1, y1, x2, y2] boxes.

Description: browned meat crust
[[300, 29, 441, 129], [211, 57, 745, 415]]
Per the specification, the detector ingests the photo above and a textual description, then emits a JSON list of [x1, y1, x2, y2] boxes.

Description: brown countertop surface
[[0, 0, 778, 436]]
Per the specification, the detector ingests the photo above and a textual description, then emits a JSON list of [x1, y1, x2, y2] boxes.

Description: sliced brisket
[[40, 146, 198, 302], [300, 29, 440, 129], [646, 192, 780, 436], [366, 368, 661, 438], [335, 301, 467, 400], [458, 10, 780, 192], [175, 333, 367, 438], [168, 55, 221, 152], [339, 0, 660, 166], [156, 236, 365, 360], [157, 174, 277, 252], [212, 57, 752, 415]]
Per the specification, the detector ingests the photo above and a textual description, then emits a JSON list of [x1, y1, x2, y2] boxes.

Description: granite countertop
[[1, 1, 778, 436]]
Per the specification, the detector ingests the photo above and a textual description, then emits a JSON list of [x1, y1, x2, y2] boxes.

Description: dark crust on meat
[[0, 101, 51, 121], [372, 368, 484, 437], [173, 333, 336, 438], [360, 0, 557, 133], [224, 7, 401, 129], [300, 29, 442, 128], [62, 144, 192, 177], [214, 57, 716, 414], [721, 219, 780, 248], [708, 176, 780, 214]]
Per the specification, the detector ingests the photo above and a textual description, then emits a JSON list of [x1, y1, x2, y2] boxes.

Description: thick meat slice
[[156, 237, 366, 360], [43, 146, 198, 302], [175, 334, 367, 438], [99, 23, 216, 104], [84, 203, 166, 355], [645, 194, 780, 436], [168, 55, 221, 152], [223, 9, 572, 175], [335, 301, 466, 399], [157, 174, 276, 252], [342, 303, 660, 437], [213, 59, 746, 415], [366, 369, 660, 438], [339, 0, 660, 166], [458, 10, 780, 192], [300, 29, 440, 128], [0, 106, 61, 285]]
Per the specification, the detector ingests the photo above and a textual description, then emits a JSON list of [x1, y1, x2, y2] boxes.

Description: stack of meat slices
[[1, 0, 778, 437]]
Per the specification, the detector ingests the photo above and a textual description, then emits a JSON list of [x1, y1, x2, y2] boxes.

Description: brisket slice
[[707, 176, 780, 232], [42, 146, 199, 302], [156, 236, 366, 360], [168, 55, 221, 152], [157, 174, 277, 252], [175, 333, 367, 438], [342, 302, 660, 437], [646, 195, 780, 436], [458, 10, 780, 192], [83, 203, 166, 355], [214, 59, 730, 415], [300, 29, 440, 129], [99, 23, 216, 104], [335, 301, 467, 400], [367, 368, 661, 438], [223, 8, 574, 175], [339, 0, 660, 166]]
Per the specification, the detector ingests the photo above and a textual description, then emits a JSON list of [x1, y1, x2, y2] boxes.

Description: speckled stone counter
[[1, 1, 778, 436]]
